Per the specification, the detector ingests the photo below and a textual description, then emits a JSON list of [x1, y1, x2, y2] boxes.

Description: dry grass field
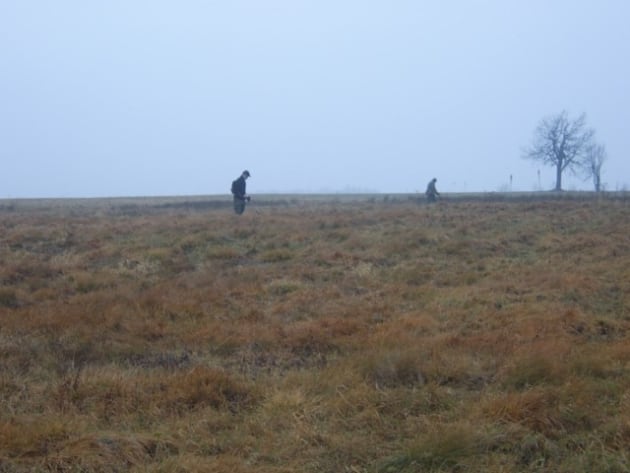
[[1, 194, 629, 472]]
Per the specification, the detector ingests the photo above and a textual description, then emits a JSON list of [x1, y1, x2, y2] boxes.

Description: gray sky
[[2, 1, 629, 198]]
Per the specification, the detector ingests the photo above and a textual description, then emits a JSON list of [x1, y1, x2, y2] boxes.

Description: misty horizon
[[2, 2, 629, 198]]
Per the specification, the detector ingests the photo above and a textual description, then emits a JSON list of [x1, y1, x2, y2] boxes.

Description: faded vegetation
[[1, 195, 629, 472]]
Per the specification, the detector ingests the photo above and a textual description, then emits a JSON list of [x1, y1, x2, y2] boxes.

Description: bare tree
[[583, 143, 606, 192], [523, 111, 594, 191]]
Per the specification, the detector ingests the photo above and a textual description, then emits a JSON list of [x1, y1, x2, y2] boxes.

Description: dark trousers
[[233, 197, 246, 215]]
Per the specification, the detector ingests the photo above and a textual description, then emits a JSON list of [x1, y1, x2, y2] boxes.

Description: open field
[[1, 193, 629, 472]]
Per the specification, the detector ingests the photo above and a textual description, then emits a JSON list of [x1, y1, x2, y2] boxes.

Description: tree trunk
[[555, 163, 563, 191]]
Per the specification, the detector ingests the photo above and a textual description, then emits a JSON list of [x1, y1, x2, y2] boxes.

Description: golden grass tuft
[[162, 366, 261, 413], [0, 416, 70, 459], [481, 388, 569, 437], [46, 433, 178, 472], [377, 422, 488, 472]]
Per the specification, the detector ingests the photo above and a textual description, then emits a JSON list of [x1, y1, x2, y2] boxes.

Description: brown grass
[[0, 195, 629, 472]]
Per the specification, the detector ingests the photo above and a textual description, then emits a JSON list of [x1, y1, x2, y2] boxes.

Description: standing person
[[425, 178, 440, 203], [231, 170, 251, 215]]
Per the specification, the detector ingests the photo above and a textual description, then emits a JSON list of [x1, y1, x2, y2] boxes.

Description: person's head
[[242, 170, 251, 179], [432, 178, 437, 183]]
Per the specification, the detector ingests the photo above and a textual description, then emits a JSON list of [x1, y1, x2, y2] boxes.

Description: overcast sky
[[1, 1, 629, 198]]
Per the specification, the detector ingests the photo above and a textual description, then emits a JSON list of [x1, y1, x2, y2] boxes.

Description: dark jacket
[[231, 176, 246, 199], [426, 180, 439, 196]]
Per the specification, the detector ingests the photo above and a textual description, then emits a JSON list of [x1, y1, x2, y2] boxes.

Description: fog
[[2, 1, 629, 198]]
